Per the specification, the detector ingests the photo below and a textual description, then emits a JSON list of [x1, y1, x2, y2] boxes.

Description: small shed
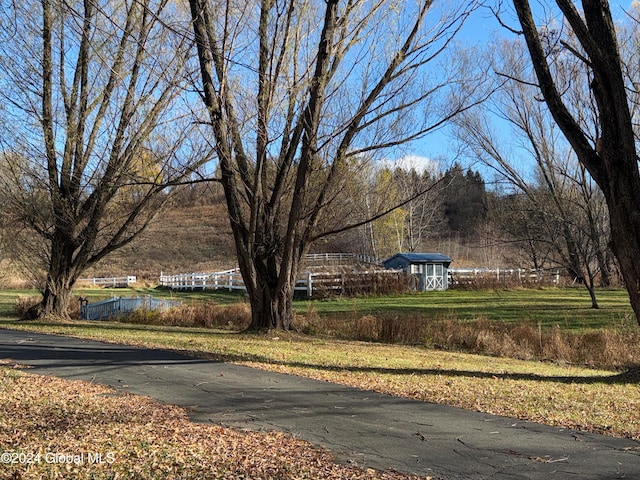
[[383, 252, 452, 291]]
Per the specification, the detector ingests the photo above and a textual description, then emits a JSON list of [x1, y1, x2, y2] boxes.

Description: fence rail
[[77, 276, 137, 287], [160, 266, 561, 295], [304, 253, 381, 266], [159, 268, 406, 297], [448, 268, 560, 286], [80, 296, 182, 321], [159, 269, 245, 291]]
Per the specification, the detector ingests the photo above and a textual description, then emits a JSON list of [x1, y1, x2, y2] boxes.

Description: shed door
[[425, 263, 445, 290]]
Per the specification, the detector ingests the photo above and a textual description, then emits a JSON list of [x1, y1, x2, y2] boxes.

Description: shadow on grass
[[256, 359, 640, 386], [1, 321, 637, 386]]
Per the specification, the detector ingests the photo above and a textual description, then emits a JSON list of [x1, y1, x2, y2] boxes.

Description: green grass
[[6, 286, 248, 308], [295, 288, 635, 330], [4, 286, 636, 330]]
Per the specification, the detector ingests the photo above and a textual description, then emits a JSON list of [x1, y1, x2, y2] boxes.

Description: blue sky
[[400, 0, 635, 184], [395, 3, 509, 178]]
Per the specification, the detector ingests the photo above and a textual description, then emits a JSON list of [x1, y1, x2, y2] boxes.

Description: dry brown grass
[[126, 302, 252, 330], [296, 311, 640, 370], [307, 270, 416, 298], [83, 204, 236, 280], [13, 296, 41, 319]]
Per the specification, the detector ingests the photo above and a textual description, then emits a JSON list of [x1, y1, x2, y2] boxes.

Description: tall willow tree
[[188, 0, 486, 330], [0, 0, 205, 317]]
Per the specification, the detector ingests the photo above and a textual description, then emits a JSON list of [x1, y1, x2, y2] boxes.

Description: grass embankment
[[1, 287, 639, 479]]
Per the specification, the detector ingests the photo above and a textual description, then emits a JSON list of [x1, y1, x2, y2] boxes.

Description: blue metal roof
[[383, 252, 452, 264]]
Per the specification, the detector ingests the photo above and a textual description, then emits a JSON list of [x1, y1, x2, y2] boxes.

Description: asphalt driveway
[[0, 328, 638, 479]]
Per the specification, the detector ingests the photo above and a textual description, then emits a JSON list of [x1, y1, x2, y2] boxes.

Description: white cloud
[[394, 155, 440, 175]]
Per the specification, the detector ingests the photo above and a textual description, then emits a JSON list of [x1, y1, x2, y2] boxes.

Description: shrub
[[14, 296, 41, 319], [123, 302, 251, 330]]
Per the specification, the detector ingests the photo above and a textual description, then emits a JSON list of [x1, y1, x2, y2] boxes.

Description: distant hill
[[86, 203, 237, 282], [14, 193, 506, 287]]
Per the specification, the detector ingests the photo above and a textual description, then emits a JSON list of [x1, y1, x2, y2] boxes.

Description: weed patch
[[13, 296, 41, 319], [296, 312, 640, 370], [124, 302, 251, 330]]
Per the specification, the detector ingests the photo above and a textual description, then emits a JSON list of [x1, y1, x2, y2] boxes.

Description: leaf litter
[[0, 366, 434, 479]]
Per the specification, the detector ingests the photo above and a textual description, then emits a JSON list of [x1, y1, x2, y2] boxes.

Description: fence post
[[78, 297, 88, 320], [307, 272, 313, 297]]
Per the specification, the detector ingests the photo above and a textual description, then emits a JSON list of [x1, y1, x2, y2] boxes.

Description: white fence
[[77, 276, 137, 287], [159, 269, 325, 296], [159, 268, 407, 297], [159, 266, 561, 295], [304, 253, 381, 266], [448, 268, 560, 286], [159, 269, 247, 292]]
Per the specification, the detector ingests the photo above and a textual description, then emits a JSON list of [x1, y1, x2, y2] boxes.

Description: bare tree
[[188, 0, 485, 330], [0, 0, 207, 317], [511, 0, 640, 324], [456, 37, 612, 307], [392, 166, 444, 252]]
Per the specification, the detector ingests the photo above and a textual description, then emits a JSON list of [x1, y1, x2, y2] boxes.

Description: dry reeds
[[298, 312, 640, 370], [307, 270, 414, 298], [14, 296, 41, 318], [125, 302, 251, 330]]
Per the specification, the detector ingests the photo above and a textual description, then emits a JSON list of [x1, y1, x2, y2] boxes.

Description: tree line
[[0, 0, 639, 330]]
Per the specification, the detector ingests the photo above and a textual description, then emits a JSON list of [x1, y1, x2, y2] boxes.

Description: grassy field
[[295, 287, 636, 329], [11, 285, 632, 328], [1, 287, 639, 478], [5, 287, 640, 367]]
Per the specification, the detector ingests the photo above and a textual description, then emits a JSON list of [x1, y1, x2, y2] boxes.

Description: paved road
[[0, 328, 638, 479]]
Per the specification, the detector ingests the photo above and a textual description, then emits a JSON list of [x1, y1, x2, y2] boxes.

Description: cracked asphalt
[[1, 328, 639, 479]]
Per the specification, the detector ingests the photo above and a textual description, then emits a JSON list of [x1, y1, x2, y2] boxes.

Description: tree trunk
[[607, 195, 640, 324], [512, 0, 640, 325], [247, 276, 295, 331], [24, 273, 75, 320], [40, 276, 75, 318], [585, 280, 599, 309], [25, 232, 78, 319]]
